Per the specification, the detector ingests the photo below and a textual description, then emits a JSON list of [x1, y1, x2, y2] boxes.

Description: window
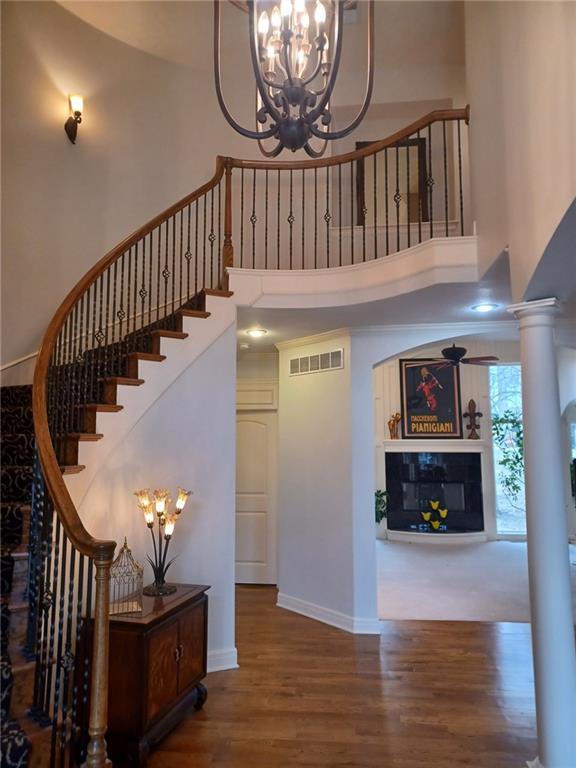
[[489, 365, 526, 535]]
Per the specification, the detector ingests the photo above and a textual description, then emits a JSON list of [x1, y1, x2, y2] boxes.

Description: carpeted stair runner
[[1, 385, 32, 768]]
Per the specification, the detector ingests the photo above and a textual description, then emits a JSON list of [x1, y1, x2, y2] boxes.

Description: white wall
[[1, 0, 257, 374], [464, 1, 576, 300], [276, 332, 362, 628], [73, 325, 238, 671]]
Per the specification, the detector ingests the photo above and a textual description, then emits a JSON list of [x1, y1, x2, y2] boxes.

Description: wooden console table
[[83, 584, 210, 767]]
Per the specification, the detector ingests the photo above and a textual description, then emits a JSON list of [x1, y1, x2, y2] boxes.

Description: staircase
[[3, 108, 470, 768], [1, 386, 33, 768]]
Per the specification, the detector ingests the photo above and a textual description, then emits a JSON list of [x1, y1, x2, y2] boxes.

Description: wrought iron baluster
[[251, 169, 257, 270], [172, 214, 177, 314], [277, 169, 281, 269], [288, 169, 294, 269], [314, 167, 318, 269], [59, 544, 77, 766], [240, 168, 245, 269], [70, 553, 86, 758], [132, 240, 139, 338], [148, 231, 154, 326], [210, 188, 216, 287], [395, 143, 400, 253], [156, 226, 161, 323], [301, 168, 305, 269], [50, 529, 68, 765], [194, 201, 199, 297], [361, 162, 366, 262], [185, 205, 192, 301], [457, 119, 464, 236], [349, 161, 355, 264], [325, 166, 330, 267], [203, 194, 208, 289], [385, 147, 389, 255], [264, 170, 269, 270], [162, 223, 169, 325], [443, 120, 448, 236], [141, 235, 147, 334], [417, 129, 423, 243], [338, 163, 342, 266], [44, 515, 60, 724], [373, 153, 378, 260], [218, 181, 222, 282], [428, 123, 434, 239], [406, 141, 411, 249]]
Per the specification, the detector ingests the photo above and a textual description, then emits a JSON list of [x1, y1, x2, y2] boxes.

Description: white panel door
[[235, 413, 277, 584]]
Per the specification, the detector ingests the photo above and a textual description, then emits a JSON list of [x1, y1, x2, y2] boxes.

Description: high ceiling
[[58, 1, 465, 70]]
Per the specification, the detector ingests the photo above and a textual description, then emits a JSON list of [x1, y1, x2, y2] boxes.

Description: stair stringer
[[64, 294, 236, 511]]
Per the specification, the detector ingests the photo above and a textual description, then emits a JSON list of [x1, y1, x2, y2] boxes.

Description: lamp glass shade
[[69, 94, 83, 114], [175, 487, 191, 512]]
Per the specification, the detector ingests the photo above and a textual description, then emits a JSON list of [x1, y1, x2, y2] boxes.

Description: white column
[[508, 298, 576, 768]]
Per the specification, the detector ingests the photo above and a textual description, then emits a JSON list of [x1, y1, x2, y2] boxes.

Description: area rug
[[377, 540, 576, 622]]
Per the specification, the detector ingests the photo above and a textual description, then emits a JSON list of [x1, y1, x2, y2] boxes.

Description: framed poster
[[399, 359, 462, 439]]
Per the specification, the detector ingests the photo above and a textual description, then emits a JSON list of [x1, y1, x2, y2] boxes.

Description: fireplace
[[385, 452, 484, 533]]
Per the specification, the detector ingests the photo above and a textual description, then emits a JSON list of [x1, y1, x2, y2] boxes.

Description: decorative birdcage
[[110, 538, 144, 615]]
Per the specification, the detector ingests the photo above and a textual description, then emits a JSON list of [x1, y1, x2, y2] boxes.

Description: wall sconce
[[64, 94, 83, 144]]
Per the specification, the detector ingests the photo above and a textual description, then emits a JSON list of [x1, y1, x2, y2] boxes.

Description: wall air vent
[[289, 348, 344, 376]]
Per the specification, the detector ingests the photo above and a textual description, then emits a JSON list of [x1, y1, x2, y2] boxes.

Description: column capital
[[507, 297, 561, 320]]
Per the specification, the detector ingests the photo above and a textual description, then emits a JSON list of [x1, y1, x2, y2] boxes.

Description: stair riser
[[11, 663, 35, 719], [8, 609, 28, 649], [1, 434, 35, 466], [1, 468, 33, 503], [1, 407, 33, 433], [0, 386, 33, 407], [10, 557, 29, 604], [0, 505, 25, 553]]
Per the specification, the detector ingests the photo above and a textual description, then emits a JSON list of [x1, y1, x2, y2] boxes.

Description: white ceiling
[[58, 1, 465, 70], [236, 254, 518, 350]]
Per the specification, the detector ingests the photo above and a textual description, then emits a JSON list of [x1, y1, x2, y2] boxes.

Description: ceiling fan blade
[[463, 355, 499, 363], [434, 361, 454, 369], [462, 356, 500, 366]]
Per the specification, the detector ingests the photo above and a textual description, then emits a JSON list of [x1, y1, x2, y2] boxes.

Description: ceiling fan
[[435, 344, 499, 368]]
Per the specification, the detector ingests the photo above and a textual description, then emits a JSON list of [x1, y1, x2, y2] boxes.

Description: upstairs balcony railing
[[31, 107, 469, 768]]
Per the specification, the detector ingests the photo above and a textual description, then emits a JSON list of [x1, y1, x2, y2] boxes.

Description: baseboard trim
[[207, 647, 238, 673], [277, 592, 381, 635]]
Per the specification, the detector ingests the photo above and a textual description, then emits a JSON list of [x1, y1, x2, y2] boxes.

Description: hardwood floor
[[149, 585, 537, 767]]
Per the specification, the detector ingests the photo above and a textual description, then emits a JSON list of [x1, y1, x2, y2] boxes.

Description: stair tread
[[127, 352, 166, 362], [83, 404, 123, 412], [150, 330, 189, 339], [177, 309, 211, 319], [65, 433, 104, 441], [61, 465, 85, 475], [99, 377, 145, 386], [201, 288, 234, 298]]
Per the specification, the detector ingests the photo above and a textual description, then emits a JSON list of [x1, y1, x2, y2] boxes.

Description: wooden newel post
[[222, 158, 234, 291], [83, 554, 113, 768]]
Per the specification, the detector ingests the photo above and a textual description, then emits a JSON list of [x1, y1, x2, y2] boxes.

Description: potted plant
[[375, 489, 389, 539]]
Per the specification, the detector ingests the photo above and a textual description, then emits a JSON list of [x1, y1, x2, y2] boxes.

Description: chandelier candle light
[[214, 0, 374, 157], [135, 487, 192, 596]]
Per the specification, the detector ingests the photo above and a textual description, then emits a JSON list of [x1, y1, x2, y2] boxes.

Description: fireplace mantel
[[377, 441, 497, 543]]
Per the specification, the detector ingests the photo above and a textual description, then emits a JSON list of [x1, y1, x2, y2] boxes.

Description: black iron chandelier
[[214, 0, 374, 157]]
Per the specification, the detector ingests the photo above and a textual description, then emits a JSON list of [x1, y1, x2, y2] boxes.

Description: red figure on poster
[[417, 367, 443, 411]]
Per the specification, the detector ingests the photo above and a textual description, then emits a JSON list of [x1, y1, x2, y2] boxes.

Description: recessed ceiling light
[[471, 303, 498, 313], [239, 343, 251, 350], [246, 328, 268, 338]]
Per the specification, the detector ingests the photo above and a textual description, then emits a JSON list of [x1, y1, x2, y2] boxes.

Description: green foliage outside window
[[492, 409, 524, 506], [375, 489, 389, 524]]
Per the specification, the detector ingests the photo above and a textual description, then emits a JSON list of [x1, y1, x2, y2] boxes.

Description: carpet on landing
[[377, 540, 576, 622]]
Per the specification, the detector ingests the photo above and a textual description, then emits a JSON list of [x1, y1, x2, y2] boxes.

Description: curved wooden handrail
[[228, 107, 469, 170], [32, 157, 226, 560]]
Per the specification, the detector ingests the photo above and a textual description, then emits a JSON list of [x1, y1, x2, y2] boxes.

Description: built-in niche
[[385, 451, 484, 534]]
